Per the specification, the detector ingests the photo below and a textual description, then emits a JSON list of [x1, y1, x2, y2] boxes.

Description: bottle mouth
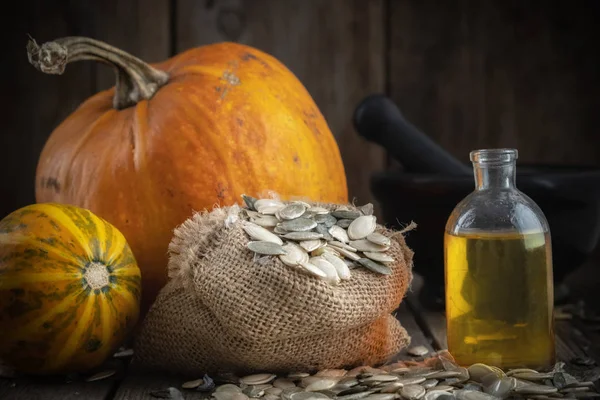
[[470, 148, 518, 165]]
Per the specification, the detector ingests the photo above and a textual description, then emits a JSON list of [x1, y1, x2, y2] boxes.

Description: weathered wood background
[[2, 0, 600, 219]]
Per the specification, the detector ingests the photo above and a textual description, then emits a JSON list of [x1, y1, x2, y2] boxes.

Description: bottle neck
[[473, 162, 516, 190]]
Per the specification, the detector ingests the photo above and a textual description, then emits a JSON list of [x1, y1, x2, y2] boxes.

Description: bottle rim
[[470, 148, 518, 164]]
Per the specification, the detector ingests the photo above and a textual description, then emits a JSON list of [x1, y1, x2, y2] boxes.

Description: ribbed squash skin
[[0, 203, 141, 375]]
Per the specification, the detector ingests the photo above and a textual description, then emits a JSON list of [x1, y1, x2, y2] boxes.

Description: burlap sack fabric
[[133, 200, 414, 376]]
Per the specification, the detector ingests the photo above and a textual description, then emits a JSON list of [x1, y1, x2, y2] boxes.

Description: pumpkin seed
[[182, 378, 205, 389], [281, 218, 318, 232], [363, 252, 394, 264], [422, 380, 439, 389], [506, 368, 539, 377], [242, 194, 257, 210], [553, 372, 579, 389], [316, 369, 348, 378], [429, 371, 462, 379], [243, 385, 271, 398], [337, 377, 360, 386], [380, 382, 405, 393], [282, 387, 305, 400], [424, 392, 454, 400], [329, 225, 350, 243], [358, 258, 392, 275], [274, 378, 297, 389], [427, 386, 455, 393], [314, 223, 334, 241], [467, 364, 496, 383], [514, 384, 558, 395], [362, 375, 400, 383], [284, 231, 324, 241], [366, 232, 391, 246], [454, 391, 497, 400], [86, 369, 116, 382], [336, 246, 362, 261], [216, 384, 244, 393], [247, 241, 287, 255], [407, 345, 430, 357], [348, 215, 377, 240], [337, 390, 379, 400], [240, 374, 277, 385], [338, 385, 371, 396], [332, 210, 362, 219], [197, 374, 215, 391], [512, 372, 555, 381], [337, 219, 354, 229], [113, 348, 134, 358], [312, 246, 335, 257], [252, 215, 280, 227], [258, 205, 285, 215], [274, 226, 289, 234], [314, 213, 337, 227], [401, 384, 426, 400], [482, 376, 516, 398], [290, 392, 332, 400], [309, 256, 340, 285], [349, 239, 390, 252], [305, 378, 339, 392], [299, 261, 329, 279], [366, 394, 398, 400], [357, 203, 373, 215], [264, 387, 283, 396], [280, 242, 309, 266], [329, 241, 357, 252], [321, 252, 352, 280], [280, 203, 307, 220], [397, 377, 427, 386], [300, 239, 325, 252], [309, 206, 330, 215], [242, 221, 284, 245]]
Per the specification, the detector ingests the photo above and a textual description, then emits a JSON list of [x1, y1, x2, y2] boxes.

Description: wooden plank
[[406, 295, 448, 351], [390, 302, 436, 363], [0, 359, 125, 400], [92, 0, 171, 91], [112, 370, 209, 400], [0, 0, 96, 219], [388, 0, 600, 166], [175, 0, 387, 214]]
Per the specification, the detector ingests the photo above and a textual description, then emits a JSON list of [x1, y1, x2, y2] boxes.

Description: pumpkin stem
[[26, 36, 169, 110]]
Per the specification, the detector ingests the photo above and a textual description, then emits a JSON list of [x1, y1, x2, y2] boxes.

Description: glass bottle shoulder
[[445, 187, 550, 236]]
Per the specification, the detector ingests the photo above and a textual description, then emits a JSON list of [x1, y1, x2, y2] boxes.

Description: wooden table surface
[[2, 276, 600, 400]]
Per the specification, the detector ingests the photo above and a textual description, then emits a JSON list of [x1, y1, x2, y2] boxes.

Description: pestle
[[353, 94, 472, 176]]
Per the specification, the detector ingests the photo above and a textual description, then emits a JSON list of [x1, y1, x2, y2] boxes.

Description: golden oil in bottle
[[445, 229, 555, 369]]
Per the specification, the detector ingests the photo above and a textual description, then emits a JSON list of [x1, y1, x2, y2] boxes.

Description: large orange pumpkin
[[27, 36, 348, 317], [0, 203, 141, 375]]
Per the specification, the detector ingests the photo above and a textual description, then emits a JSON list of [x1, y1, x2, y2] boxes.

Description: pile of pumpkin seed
[[239, 195, 394, 284], [151, 348, 600, 400]]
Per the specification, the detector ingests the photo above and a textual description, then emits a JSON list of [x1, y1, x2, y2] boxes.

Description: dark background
[[2, 0, 600, 302]]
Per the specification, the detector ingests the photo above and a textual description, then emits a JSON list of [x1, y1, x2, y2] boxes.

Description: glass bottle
[[444, 148, 555, 369]]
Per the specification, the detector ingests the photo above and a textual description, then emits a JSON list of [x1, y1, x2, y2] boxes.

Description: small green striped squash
[[0, 203, 141, 375]]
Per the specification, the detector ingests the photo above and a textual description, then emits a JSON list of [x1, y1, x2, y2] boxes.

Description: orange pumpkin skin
[[35, 42, 348, 317], [0, 203, 141, 375]]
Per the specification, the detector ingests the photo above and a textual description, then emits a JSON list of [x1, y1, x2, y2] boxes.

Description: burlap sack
[[133, 200, 414, 376]]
